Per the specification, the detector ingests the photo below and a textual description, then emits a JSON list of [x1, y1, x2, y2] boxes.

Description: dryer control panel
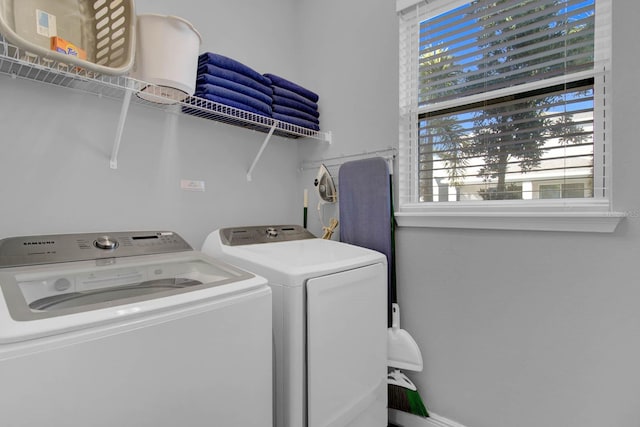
[[0, 231, 192, 268], [219, 225, 315, 246]]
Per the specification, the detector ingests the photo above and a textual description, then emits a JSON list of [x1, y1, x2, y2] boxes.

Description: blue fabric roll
[[273, 112, 320, 131], [272, 95, 319, 118], [264, 73, 319, 103], [197, 74, 273, 106], [198, 64, 273, 97], [196, 83, 272, 116], [193, 92, 270, 117], [273, 104, 319, 124], [338, 157, 392, 291], [272, 86, 318, 110], [199, 52, 272, 87]]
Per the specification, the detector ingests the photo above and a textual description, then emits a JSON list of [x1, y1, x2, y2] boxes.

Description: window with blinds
[[398, 0, 610, 205]]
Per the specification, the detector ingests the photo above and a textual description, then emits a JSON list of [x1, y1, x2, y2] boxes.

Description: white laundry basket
[[0, 0, 136, 75], [132, 14, 202, 104]]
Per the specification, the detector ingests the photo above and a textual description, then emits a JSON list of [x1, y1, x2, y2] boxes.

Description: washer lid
[[0, 250, 267, 343]]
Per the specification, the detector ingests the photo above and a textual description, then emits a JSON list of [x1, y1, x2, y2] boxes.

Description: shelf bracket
[[110, 81, 135, 169], [246, 122, 277, 181]]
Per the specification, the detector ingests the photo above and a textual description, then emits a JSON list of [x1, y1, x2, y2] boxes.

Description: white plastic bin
[[131, 14, 202, 104]]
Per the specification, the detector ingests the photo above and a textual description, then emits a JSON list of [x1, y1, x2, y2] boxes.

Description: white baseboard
[[389, 409, 468, 427]]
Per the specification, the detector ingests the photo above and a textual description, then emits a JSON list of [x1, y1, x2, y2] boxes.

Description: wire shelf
[[0, 35, 330, 142]]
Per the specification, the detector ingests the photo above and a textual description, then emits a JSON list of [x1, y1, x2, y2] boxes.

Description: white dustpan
[[388, 303, 423, 372]]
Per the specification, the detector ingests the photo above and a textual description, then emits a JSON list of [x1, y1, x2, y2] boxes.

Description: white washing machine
[[202, 225, 388, 427], [0, 231, 272, 427]]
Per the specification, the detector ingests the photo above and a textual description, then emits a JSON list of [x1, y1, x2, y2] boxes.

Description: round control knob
[[266, 227, 278, 238], [94, 236, 119, 250], [54, 278, 71, 292]]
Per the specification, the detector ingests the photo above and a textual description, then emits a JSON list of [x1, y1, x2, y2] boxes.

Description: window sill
[[395, 201, 627, 233]]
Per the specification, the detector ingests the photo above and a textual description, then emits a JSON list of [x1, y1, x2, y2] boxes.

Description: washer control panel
[[219, 225, 316, 246], [0, 231, 192, 268]]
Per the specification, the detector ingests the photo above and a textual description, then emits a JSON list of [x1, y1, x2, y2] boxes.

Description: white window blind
[[398, 0, 611, 209]]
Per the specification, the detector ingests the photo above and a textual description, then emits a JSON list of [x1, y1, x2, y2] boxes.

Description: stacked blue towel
[[264, 73, 320, 131], [194, 53, 273, 116]]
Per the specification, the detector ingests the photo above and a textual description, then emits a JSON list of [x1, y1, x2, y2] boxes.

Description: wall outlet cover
[[180, 179, 205, 192]]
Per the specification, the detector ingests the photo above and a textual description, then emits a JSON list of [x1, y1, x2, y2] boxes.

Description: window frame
[[396, 0, 625, 232]]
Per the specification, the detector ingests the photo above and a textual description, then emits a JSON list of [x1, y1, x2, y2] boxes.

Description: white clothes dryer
[[202, 225, 388, 427], [0, 231, 272, 427]]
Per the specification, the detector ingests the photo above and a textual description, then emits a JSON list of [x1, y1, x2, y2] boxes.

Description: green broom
[[387, 303, 429, 417], [388, 369, 429, 417], [387, 173, 429, 417]]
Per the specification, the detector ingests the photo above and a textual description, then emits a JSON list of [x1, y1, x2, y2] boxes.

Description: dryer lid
[[203, 227, 386, 286]]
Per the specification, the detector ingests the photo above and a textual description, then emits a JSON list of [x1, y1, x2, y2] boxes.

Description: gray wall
[[2, 1, 638, 427], [295, 0, 399, 237], [0, 0, 303, 248], [396, 3, 640, 427], [297, 1, 640, 427]]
